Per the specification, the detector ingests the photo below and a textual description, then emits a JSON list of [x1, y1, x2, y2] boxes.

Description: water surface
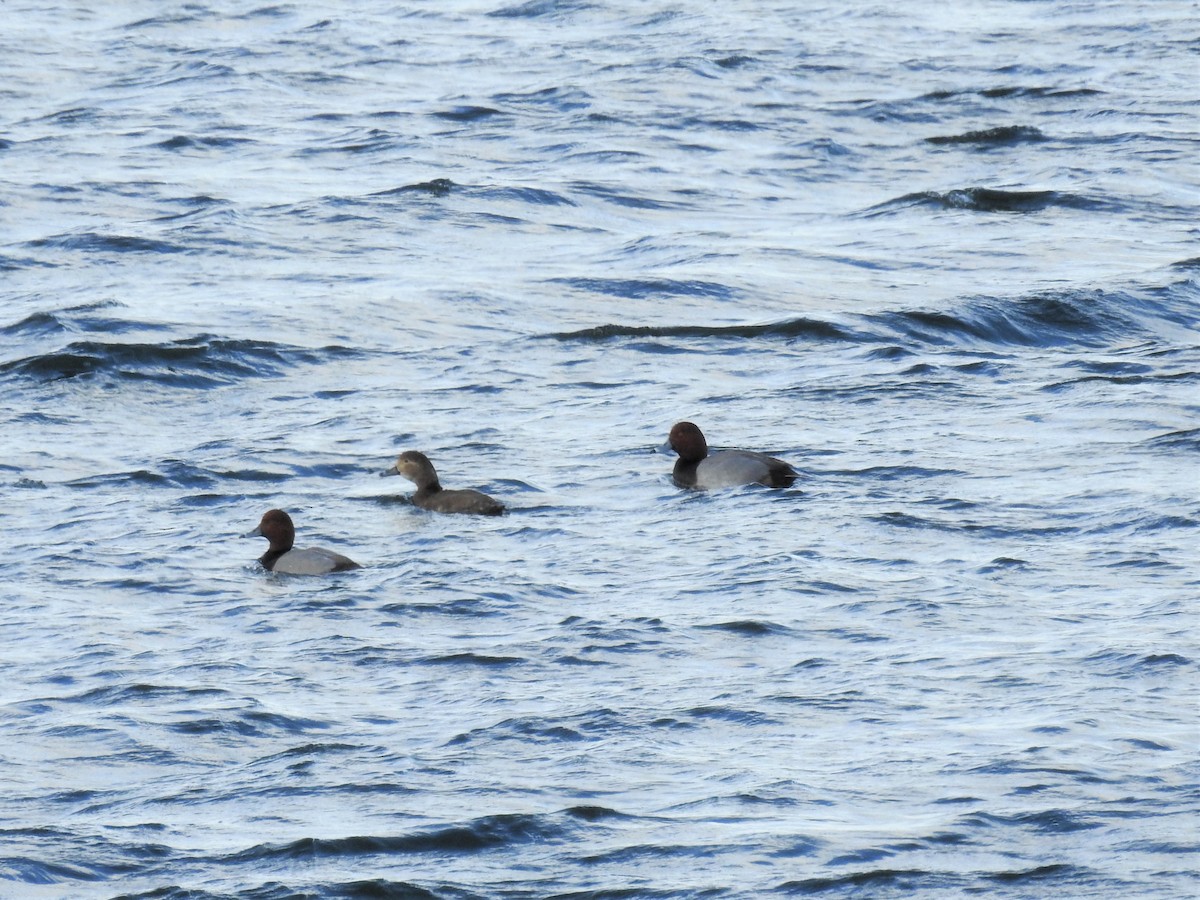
[[1, 2, 1197, 897]]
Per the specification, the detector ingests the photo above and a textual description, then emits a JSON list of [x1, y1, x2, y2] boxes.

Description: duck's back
[[416, 488, 505, 516], [272, 546, 362, 575], [679, 450, 797, 490]]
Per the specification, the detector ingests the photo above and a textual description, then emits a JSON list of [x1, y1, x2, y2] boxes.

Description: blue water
[[2, 2, 1197, 898]]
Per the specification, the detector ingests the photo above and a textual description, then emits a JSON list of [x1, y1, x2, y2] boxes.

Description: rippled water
[[2, 2, 1198, 898]]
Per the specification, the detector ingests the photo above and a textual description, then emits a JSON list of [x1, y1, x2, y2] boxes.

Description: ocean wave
[[373, 178, 455, 198], [1042, 368, 1199, 393], [687, 705, 780, 726], [27, 106, 97, 126], [780, 861, 1095, 895], [824, 465, 966, 481], [297, 128, 403, 156], [476, 184, 577, 206], [960, 809, 1101, 833], [923, 86, 1104, 101], [696, 620, 793, 636], [0, 336, 361, 385], [492, 85, 593, 111], [224, 810, 580, 863], [568, 180, 691, 210], [1144, 427, 1200, 452], [109, 60, 238, 91], [547, 319, 850, 342], [28, 231, 190, 255], [871, 510, 1076, 538], [546, 286, 1170, 350], [154, 135, 256, 151], [926, 125, 1048, 146], [62, 683, 228, 706], [433, 105, 507, 122], [0, 858, 109, 885], [3, 301, 171, 338], [418, 652, 526, 667], [580, 841, 732, 864], [448, 715, 586, 746], [487, 0, 594, 19], [986, 864, 1083, 885], [1083, 650, 1193, 677], [121, 12, 206, 31], [66, 464, 289, 490], [319, 882, 444, 900], [0, 252, 55, 271], [549, 277, 742, 302], [168, 709, 331, 737], [868, 289, 1137, 346], [869, 187, 1109, 214], [778, 868, 943, 894]]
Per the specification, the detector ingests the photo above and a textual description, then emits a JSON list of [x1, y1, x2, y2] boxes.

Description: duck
[[245, 509, 361, 575], [665, 421, 797, 490], [381, 450, 505, 516]]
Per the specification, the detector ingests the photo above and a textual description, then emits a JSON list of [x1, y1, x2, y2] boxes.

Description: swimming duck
[[666, 421, 797, 490], [245, 509, 361, 575], [381, 450, 505, 516]]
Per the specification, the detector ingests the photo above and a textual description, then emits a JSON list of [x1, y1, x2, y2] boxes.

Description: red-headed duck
[[245, 509, 361, 575], [666, 421, 797, 490], [380, 450, 505, 516]]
